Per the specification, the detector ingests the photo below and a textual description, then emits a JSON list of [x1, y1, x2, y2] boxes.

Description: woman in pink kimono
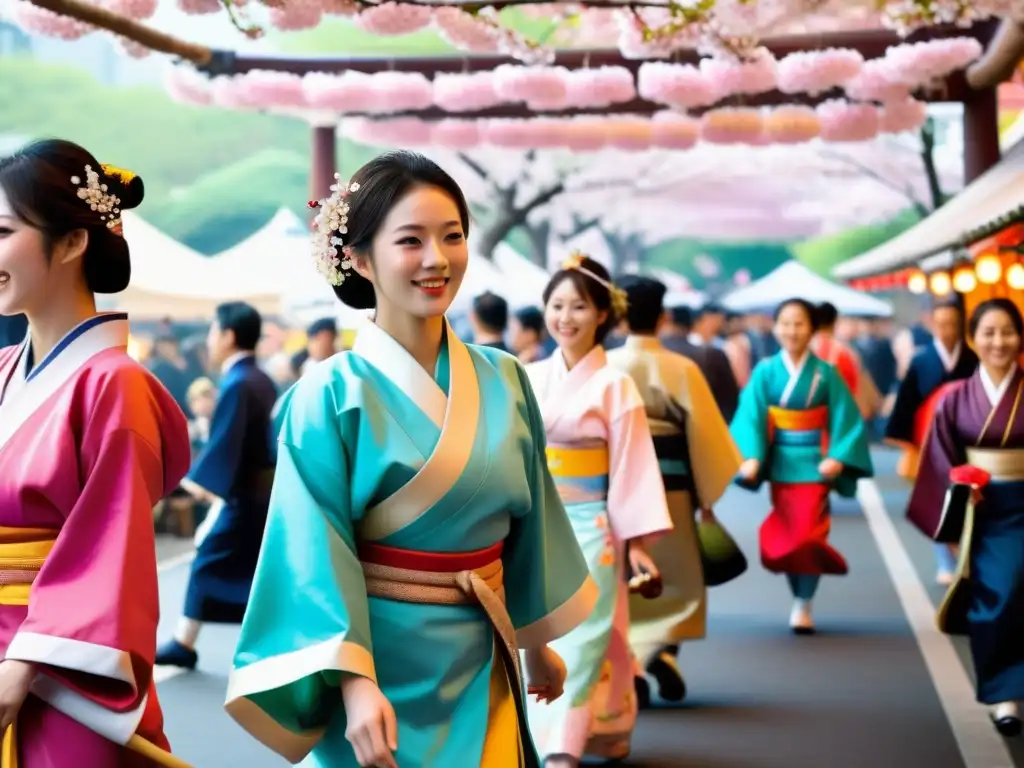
[[0, 139, 192, 766], [525, 252, 672, 766]]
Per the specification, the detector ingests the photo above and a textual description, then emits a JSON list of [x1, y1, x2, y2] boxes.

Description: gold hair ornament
[[560, 250, 629, 319], [70, 165, 123, 235], [308, 173, 360, 286]]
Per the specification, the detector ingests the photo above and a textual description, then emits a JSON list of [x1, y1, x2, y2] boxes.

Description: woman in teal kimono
[[225, 151, 597, 768], [731, 298, 872, 635]]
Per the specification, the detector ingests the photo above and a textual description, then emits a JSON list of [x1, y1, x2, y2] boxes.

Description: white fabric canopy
[[833, 139, 1024, 280], [723, 260, 893, 317]]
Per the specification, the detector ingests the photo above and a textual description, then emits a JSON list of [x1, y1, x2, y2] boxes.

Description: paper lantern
[[1007, 263, 1024, 290], [930, 271, 951, 296], [952, 263, 977, 294], [907, 269, 927, 294], [975, 253, 1003, 285]]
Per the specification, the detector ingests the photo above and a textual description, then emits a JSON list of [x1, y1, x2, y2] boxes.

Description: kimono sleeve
[[224, 374, 374, 765], [906, 387, 966, 540], [604, 373, 673, 542], [504, 362, 597, 650], [187, 377, 247, 498], [5, 365, 190, 746], [730, 361, 770, 463], [824, 362, 874, 497], [884, 362, 923, 446]]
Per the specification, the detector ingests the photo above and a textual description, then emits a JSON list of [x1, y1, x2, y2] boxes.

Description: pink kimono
[[525, 345, 672, 761], [0, 313, 191, 767]]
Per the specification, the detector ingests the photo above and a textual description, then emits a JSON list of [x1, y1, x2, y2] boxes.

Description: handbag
[[662, 394, 748, 588]]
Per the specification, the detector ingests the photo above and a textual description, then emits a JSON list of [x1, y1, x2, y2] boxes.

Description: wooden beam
[[195, 21, 999, 78]]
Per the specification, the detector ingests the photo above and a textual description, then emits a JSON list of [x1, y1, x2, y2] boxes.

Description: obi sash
[[546, 444, 610, 504], [767, 405, 830, 453], [966, 447, 1024, 484], [0, 527, 192, 768], [357, 541, 534, 768]]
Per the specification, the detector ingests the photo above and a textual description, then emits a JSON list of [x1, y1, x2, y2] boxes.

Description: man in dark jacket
[[660, 306, 740, 422]]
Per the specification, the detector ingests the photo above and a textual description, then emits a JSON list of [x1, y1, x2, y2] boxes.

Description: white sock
[[174, 618, 202, 650], [993, 701, 1019, 719]]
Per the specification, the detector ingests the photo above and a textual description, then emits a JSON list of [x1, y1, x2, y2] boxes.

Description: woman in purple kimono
[[908, 298, 1024, 738]]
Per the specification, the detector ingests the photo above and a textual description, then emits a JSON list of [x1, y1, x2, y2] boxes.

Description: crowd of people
[[0, 139, 1021, 767]]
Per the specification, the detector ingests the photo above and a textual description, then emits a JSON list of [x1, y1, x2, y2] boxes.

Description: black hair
[[513, 306, 544, 335], [472, 291, 508, 332], [932, 299, 962, 316], [815, 301, 839, 329], [968, 298, 1024, 338], [0, 139, 145, 294], [694, 303, 724, 320], [330, 151, 471, 310], [307, 316, 337, 336], [215, 301, 262, 352], [774, 297, 819, 331], [670, 306, 692, 328], [542, 255, 619, 345], [616, 274, 666, 334]]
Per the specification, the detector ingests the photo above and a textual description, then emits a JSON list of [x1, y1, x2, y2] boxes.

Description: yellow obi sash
[[767, 405, 830, 453], [0, 526, 192, 768], [546, 445, 610, 504], [966, 447, 1024, 482]]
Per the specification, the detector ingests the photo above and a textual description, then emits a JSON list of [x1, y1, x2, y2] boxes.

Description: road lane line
[[857, 479, 1014, 768]]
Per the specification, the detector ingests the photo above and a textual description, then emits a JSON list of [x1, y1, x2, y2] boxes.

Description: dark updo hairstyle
[[542, 255, 619, 345], [774, 297, 819, 331], [330, 150, 471, 310], [968, 298, 1024, 338], [0, 139, 145, 294]]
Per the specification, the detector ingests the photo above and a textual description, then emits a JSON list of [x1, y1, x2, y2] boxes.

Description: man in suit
[[469, 291, 509, 352], [660, 305, 740, 422], [156, 301, 279, 668]]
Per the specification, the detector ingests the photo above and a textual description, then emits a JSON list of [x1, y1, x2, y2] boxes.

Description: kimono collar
[[221, 350, 255, 375], [780, 348, 809, 377], [979, 363, 1019, 408], [624, 334, 662, 352], [352, 316, 448, 427], [933, 339, 961, 373], [554, 343, 607, 381]]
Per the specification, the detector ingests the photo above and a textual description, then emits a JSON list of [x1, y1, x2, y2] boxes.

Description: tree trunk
[[522, 220, 551, 266], [919, 116, 945, 212]]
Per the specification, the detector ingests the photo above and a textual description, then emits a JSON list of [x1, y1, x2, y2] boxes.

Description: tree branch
[[558, 214, 601, 240], [819, 149, 930, 217], [456, 151, 490, 182], [27, 0, 212, 64]]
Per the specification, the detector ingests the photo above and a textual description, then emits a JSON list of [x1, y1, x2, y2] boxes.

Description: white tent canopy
[[209, 208, 366, 327], [833, 139, 1024, 280], [723, 260, 893, 317]]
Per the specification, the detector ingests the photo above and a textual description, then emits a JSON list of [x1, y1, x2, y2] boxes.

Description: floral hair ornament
[[308, 173, 361, 286], [560, 250, 630, 319], [70, 165, 123, 235]]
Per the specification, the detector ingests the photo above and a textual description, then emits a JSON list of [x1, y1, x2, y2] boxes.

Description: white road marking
[[857, 479, 1014, 768]]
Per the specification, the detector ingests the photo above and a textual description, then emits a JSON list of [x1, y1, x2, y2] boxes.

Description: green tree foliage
[[0, 56, 386, 252], [645, 238, 794, 289], [790, 208, 920, 275]]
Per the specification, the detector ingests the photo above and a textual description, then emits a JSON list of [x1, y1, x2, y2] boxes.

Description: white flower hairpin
[[70, 165, 123, 234], [308, 173, 361, 286]]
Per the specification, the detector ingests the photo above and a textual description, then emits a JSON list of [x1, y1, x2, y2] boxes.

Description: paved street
[[151, 447, 1024, 767]]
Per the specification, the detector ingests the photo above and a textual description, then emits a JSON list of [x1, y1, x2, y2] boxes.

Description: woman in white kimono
[[225, 151, 597, 768], [526, 252, 673, 767]]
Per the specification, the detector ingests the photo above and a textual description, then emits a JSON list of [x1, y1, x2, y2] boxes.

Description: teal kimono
[[730, 351, 873, 579], [224, 318, 596, 767]]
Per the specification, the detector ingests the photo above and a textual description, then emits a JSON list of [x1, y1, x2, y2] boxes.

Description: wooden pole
[[962, 85, 1001, 184]]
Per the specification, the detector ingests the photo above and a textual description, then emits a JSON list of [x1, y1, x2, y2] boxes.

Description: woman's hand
[[738, 458, 760, 481], [0, 660, 35, 730], [341, 675, 398, 768], [698, 508, 716, 523], [524, 645, 566, 704], [818, 458, 843, 480], [627, 541, 660, 580]]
